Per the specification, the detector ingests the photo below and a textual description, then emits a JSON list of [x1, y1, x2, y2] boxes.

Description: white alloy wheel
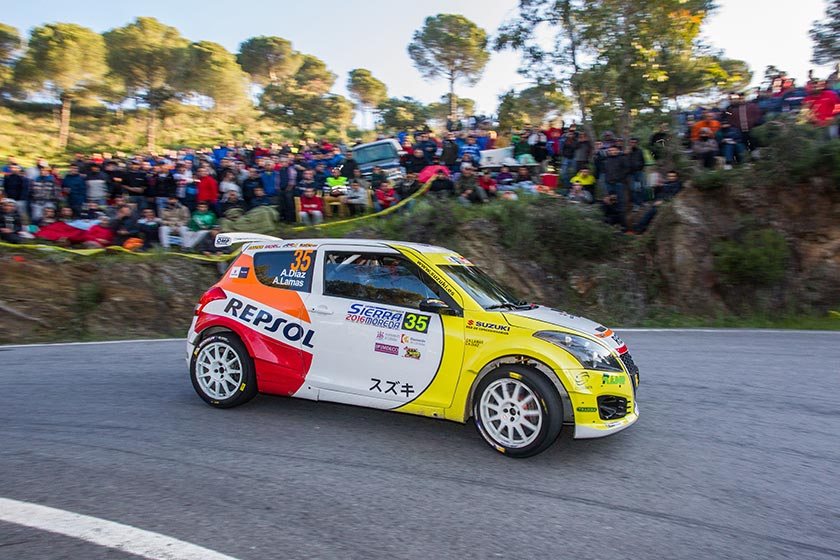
[[478, 378, 544, 449], [195, 341, 244, 400]]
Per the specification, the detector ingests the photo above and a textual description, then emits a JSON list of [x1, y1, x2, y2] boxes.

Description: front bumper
[[574, 402, 639, 439]]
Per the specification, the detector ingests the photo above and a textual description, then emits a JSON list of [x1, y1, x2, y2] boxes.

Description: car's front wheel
[[473, 365, 563, 458], [190, 332, 257, 408]]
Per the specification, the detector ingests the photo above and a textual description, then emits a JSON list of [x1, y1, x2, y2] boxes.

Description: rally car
[[187, 233, 640, 458]]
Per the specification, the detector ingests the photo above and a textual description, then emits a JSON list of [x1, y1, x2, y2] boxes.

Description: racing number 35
[[289, 250, 312, 272], [402, 312, 430, 334]]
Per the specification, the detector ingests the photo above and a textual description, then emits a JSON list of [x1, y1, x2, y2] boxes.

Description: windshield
[[439, 265, 525, 309], [353, 143, 398, 166]]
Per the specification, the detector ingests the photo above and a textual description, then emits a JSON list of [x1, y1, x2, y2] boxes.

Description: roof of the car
[[253, 238, 453, 254]]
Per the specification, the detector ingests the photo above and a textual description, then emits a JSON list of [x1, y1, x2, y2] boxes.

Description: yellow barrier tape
[[0, 241, 238, 262], [290, 181, 432, 231]]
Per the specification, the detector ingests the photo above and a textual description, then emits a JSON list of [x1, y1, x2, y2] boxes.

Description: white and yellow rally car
[[187, 233, 640, 458]]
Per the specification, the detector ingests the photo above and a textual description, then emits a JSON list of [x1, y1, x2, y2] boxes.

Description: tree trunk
[[562, 2, 597, 143], [448, 73, 456, 120], [58, 97, 72, 151], [146, 106, 157, 152]]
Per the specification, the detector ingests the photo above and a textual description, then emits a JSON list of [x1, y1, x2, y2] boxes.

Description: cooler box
[[540, 173, 559, 189]]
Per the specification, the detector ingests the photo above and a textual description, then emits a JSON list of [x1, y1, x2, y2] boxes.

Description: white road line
[[0, 338, 183, 349], [0, 497, 240, 560]]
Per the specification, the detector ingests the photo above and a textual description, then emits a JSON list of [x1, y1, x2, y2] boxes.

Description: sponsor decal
[[445, 255, 473, 266], [299, 243, 318, 248], [376, 330, 399, 342], [466, 319, 511, 334], [400, 333, 426, 346], [415, 259, 458, 297], [347, 303, 406, 330], [574, 372, 591, 387], [401, 312, 430, 334], [465, 338, 484, 348], [601, 373, 626, 385], [576, 406, 598, 413], [223, 297, 314, 348], [403, 347, 421, 360], [229, 266, 250, 279], [369, 377, 415, 397], [216, 235, 231, 245], [248, 245, 264, 250], [282, 242, 298, 247], [374, 342, 399, 355]]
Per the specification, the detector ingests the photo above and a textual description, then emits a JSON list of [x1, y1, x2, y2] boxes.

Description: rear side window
[[254, 250, 315, 292]]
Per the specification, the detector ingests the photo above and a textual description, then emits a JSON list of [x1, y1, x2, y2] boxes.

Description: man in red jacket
[[374, 180, 399, 212], [804, 80, 840, 136], [298, 186, 324, 226], [195, 166, 219, 206]]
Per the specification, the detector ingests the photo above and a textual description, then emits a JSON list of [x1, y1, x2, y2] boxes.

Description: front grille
[[620, 352, 640, 389], [598, 395, 628, 420]]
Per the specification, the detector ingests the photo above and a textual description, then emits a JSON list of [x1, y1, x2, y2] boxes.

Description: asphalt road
[[1, 330, 839, 560]]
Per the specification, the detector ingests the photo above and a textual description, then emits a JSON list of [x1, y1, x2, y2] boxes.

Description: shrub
[[692, 169, 730, 192], [713, 228, 790, 287]]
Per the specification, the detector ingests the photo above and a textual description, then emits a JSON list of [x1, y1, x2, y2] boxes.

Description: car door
[[303, 245, 460, 410]]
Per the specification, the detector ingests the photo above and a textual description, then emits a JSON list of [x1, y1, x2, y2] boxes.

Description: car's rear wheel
[[190, 332, 257, 408], [473, 365, 562, 458]]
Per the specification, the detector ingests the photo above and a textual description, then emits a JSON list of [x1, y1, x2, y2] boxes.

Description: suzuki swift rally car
[[187, 233, 640, 457]]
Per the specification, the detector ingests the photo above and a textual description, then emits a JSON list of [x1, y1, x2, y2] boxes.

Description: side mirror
[[419, 298, 457, 316]]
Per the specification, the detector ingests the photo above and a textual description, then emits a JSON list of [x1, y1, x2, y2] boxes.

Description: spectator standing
[[574, 131, 592, 172], [716, 122, 745, 167], [122, 161, 148, 210], [626, 138, 646, 211], [804, 80, 840, 138], [441, 133, 460, 174], [195, 167, 219, 208], [690, 111, 721, 142], [427, 169, 455, 197], [62, 164, 86, 216], [29, 167, 59, 223], [85, 162, 109, 206], [339, 150, 358, 179], [405, 149, 428, 174], [458, 136, 482, 167], [724, 94, 762, 151], [602, 146, 628, 228]]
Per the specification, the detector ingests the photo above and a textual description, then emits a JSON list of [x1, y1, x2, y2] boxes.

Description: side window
[[324, 251, 437, 309], [254, 250, 315, 292]]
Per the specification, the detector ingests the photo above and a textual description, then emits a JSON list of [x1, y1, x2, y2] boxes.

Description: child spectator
[[299, 186, 324, 225]]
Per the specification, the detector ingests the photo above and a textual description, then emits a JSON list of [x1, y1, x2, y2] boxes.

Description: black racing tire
[[473, 365, 563, 458], [190, 332, 257, 408]]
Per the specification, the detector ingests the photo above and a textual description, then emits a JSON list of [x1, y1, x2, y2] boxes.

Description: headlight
[[534, 331, 623, 372]]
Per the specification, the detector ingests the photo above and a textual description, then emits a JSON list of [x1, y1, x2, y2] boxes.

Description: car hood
[[503, 307, 627, 353]]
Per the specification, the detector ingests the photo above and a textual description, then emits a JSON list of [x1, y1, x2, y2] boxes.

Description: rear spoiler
[[215, 232, 283, 248]]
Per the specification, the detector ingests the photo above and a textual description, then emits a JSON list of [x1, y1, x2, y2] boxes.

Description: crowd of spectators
[[1, 66, 838, 249]]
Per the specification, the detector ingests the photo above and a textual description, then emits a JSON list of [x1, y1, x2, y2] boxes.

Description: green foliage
[[407, 14, 489, 115], [752, 118, 840, 187], [0, 23, 21, 88], [498, 84, 569, 132], [347, 69, 387, 110], [496, 0, 747, 137], [376, 97, 429, 131], [713, 228, 791, 287], [184, 41, 250, 112], [294, 54, 336, 95], [692, 169, 730, 191], [486, 197, 618, 270], [427, 94, 475, 124], [810, 0, 840, 65], [236, 36, 301, 86]]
